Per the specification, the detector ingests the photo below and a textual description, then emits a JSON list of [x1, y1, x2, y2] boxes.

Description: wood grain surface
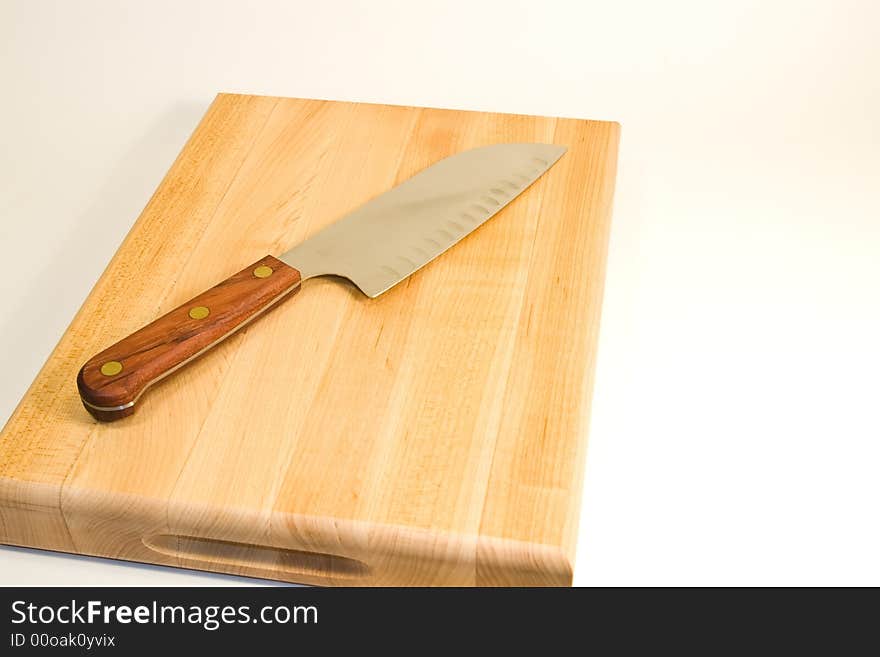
[[0, 94, 619, 586], [77, 256, 301, 421]]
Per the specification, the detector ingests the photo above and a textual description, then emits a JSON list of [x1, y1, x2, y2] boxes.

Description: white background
[[1, 0, 878, 586]]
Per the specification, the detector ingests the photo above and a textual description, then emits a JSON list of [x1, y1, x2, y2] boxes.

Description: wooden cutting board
[[0, 94, 619, 586]]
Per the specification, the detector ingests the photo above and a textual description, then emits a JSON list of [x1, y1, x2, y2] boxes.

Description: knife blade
[[76, 143, 567, 421]]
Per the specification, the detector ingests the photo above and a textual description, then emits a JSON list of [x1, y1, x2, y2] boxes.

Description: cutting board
[[0, 94, 619, 586]]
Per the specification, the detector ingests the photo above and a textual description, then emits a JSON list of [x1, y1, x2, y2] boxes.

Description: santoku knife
[[77, 143, 567, 421]]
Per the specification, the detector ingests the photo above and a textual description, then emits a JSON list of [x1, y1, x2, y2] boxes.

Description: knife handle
[[77, 255, 302, 421]]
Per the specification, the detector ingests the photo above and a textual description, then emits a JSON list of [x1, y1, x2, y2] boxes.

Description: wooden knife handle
[[77, 256, 302, 421]]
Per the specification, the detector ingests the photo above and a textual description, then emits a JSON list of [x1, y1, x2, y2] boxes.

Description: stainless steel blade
[[280, 143, 566, 298]]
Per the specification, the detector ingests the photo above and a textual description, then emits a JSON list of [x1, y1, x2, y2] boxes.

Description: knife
[[76, 142, 567, 421]]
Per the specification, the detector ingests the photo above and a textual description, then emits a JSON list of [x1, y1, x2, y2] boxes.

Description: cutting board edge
[[0, 476, 574, 585], [213, 91, 623, 130]]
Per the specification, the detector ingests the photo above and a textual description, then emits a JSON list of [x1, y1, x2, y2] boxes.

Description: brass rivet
[[189, 306, 210, 320], [100, 361, 123, 376], [253, 265, 273, 279]]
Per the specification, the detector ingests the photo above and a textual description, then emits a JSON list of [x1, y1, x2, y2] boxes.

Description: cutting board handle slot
[[142, 533, 370, 580]]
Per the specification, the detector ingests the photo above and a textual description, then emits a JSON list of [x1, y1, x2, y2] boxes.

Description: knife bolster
[[77, 255, 301, 421]]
